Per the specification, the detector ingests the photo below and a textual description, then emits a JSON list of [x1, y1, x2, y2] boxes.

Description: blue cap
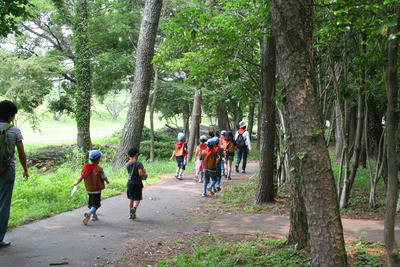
[[200, 135, 207, 141], [207, 138, 216, 146], [177, 132, 185, 141], [212, 137, 220, 144], [221, 130, 227, 135], [89, 150, 102, 160]]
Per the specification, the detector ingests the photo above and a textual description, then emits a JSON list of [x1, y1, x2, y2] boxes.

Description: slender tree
[[255, 35, 276, 203], [187, 87, 202, 162], [384, 3, 400, 266], [114, 0, 163, 168], [73, 0, 92, 155], [270, 0, 348, 265]]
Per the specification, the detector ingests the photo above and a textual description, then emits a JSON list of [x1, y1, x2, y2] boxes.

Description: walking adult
[[235, 121, 251, 173], [0, 100, 29, 246]]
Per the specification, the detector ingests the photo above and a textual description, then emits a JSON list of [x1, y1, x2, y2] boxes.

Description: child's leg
[[133, 200, 141, 209], [129, 199, 134, 210]]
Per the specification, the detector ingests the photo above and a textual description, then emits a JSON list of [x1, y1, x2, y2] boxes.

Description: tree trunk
[[255, 35, 276, 204], [114, 0, 162, 168], [150, 69, 158, 162], [335, 103, 343, 161], [384, 5, 400, 266], [256, 107, 262, 149], [270, 1, 348, 266], [217, 99, 231, 132], [247, 103, 255, 136], [187, 88, 202, 162], [73, 0, 92, 157]]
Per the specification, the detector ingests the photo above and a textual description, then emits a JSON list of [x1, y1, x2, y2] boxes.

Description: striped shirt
[[0, 121, 24, 167]]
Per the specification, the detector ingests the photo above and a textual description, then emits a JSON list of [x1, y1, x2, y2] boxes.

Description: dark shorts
[[88, 193, 101, 209], [176, 156, 186, 170], [216, 165, 221, 178], [127, 182, 143, 201], [203, 169, 217, 184], [225, 151, 235, 162]]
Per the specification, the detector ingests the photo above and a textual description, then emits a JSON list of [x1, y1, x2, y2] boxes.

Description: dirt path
[[0, 162, 399, 266]]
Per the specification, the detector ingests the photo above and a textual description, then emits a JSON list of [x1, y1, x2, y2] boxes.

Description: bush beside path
[[0, 162, 398, 266]]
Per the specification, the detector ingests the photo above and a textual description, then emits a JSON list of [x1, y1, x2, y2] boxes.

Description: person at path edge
[[0, 100, 29, 247], [235, 121, 251, 173], [74, 150, 110, 225], [169, 132, 188, 180], [126, 146, 148, 219]]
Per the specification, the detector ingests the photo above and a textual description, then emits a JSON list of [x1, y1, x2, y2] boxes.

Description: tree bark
[[73, 0, 92, 157], [150, 69, 158, 162], [247, 103, 255, 136], [384, 5, 400, 266], [187, 87, 202, 162], [255, 35, 276, 204], [114, 0, 162, 168], [270, 1, 348, 265], [217, 99, 231, 132]]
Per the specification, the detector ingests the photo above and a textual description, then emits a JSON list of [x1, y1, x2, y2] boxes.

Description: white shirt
[[235, 130, 251, 150]]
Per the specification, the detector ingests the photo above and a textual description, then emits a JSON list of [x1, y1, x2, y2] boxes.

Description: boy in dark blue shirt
[[126, 147, 148, 219]]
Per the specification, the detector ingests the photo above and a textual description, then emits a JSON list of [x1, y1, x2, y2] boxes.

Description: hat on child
[[200, 135, 207, 141], [127, 146, 139, 157], [89, 150, 102, 160], [207, 138, 217, 146], [239, 121, 247, 128], [177, 132, 185, 141], [221, 130, 227, 135], [212, 137, 220, 144]]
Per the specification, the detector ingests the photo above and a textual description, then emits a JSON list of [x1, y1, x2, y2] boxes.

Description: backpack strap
[[1, 123, 12, 134]]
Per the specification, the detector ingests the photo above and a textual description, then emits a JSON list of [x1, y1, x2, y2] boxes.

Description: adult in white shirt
[[235, 121, 251, 173]]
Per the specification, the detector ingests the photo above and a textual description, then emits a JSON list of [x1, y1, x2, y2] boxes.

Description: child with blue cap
[[199, 138, 221, 196], [194, 135, 208, 182], [74, 150, 110, 224], [169, 132, 188, 180]]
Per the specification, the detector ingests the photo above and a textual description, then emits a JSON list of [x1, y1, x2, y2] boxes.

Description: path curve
[[0, 162, 398, 266]]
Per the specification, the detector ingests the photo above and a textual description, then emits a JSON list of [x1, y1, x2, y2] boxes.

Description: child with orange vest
[[219, 130, 227, 177], [223, 131, 237, 180], [194, 135, 208, 182], [200, 138, 221, 196], [169, 132, 188, 180]]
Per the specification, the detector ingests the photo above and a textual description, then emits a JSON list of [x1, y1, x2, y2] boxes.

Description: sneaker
[[194, 177, 198, 182], [90, 215, 98, 221], [235, 165, 239, 173], [242, 170, 246, 173], [212, 189, 217, 194], [227, 176, 232, 180], [178, 175, 183, 180], [0, 241, 10, 246], [202, 193, 207, 197], [175, 173, 179, 179], [198, 178, 203, 183], [130, 208, 136, 219], [82, 212, 90, 225], [225, 170, 228, 176], [207, 187, 215, 195], [216, 186, 221, 191]]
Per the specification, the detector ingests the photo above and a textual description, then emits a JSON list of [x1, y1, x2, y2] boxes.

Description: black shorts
[[176, 156, 186, 170], [88, 192, 101, 209], [203, 169, 217, 184], [127, 182, 143, 201]]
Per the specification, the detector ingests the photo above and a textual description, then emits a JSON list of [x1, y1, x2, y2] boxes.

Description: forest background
[[1, 0, 399, 266]]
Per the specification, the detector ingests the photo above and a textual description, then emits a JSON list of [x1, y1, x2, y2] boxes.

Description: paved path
[[0, 162, 398, 266]]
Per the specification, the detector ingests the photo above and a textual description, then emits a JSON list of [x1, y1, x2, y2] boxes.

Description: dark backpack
[[236, 132, 246, 149], [0, 124, 12, 173]]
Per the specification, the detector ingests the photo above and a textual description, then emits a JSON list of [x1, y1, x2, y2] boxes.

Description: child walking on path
[[126, 147, 148, 220], [0, 100, 29, 247], [223, 131, 236, 180], [213, 137, 224, 191], [219, 131, 226, 177], [200, 138, 221, 197], [74, 150, 110, 225], [169, 133, 188, 180], [194, 135, 207, 183]]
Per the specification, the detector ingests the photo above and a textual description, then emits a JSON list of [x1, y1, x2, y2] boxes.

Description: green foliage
[[0, 0, 32, 36], [156, 234, 310, 266]]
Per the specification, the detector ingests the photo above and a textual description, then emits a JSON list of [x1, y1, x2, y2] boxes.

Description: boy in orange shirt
[[169, 133, 188, 180], [74, 150, 110, 225]]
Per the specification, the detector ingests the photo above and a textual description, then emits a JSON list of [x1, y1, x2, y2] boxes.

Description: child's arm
[[138, 168, 148, 179], [104, 177, 110, 185], [169, 150, 175, 160], [74, 177, 83, 186]]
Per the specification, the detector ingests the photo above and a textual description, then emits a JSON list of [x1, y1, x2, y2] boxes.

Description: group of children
[[171, 130, 237, 197], [74, 146, 147, 225], [75, 129, 239, 225]]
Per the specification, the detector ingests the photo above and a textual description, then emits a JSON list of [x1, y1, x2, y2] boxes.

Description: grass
[[156, 234, 310, 267]]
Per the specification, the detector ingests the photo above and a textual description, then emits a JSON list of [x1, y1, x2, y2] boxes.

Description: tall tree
[[384, 3, 400, 266], [187, 87, 202, 162], [255, 35, 276, 203], [114, 0, 163, 168], [270, 0, 348, 265], [73, 0, 92, 155], [0, 0, 31, 36]]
